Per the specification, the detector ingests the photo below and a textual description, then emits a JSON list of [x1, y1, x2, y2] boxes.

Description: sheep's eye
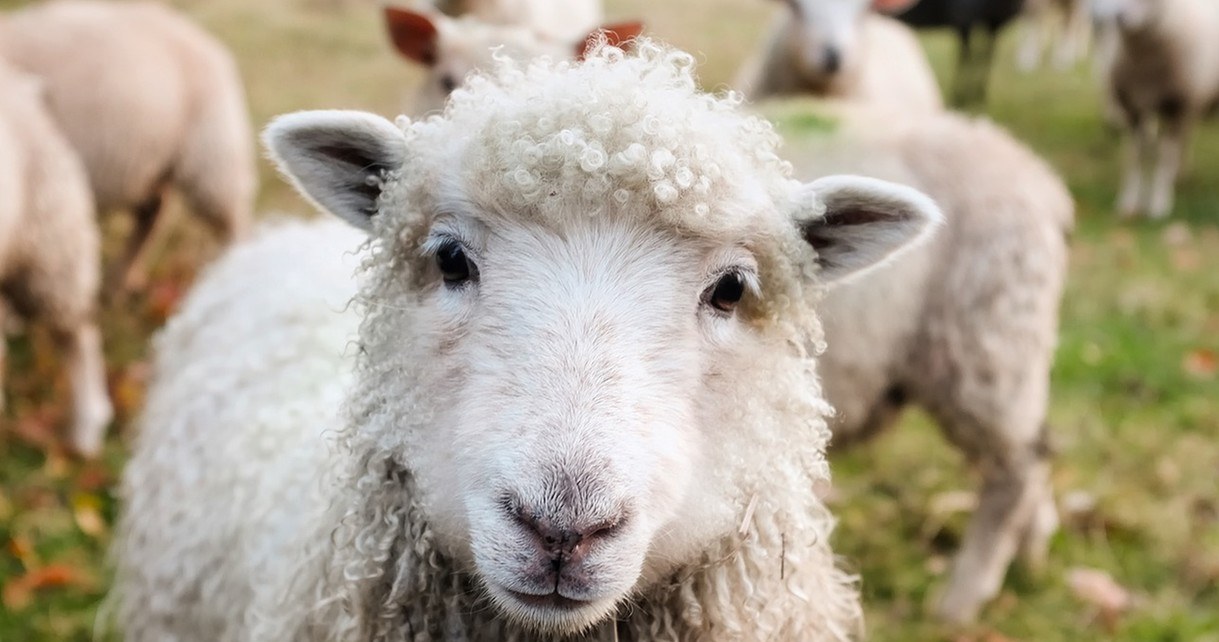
[[706, 271, 745, 313], [436, 240, 476, 285], [440, 74, 458, 93]]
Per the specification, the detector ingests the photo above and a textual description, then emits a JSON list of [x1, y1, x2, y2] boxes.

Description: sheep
[[384, 5, 642, 114], [0, 0, 256, 292], [876, 0, 1028, 105], [760, 98, 1073, 623], [735, 0, 943, 113], [1015, 0, 1091, 72], [0, 61, 112, 457], [113, 41, 945, 641], [1091, 0, 1219, 219], [430, 0, 604, 42]]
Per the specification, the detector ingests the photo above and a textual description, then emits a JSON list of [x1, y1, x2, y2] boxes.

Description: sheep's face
[[265, 43, 940, 636], [782, 0, 871, 80]]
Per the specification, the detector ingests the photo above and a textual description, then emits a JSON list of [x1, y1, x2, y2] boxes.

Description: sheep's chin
[[484, 582, 621, 635]]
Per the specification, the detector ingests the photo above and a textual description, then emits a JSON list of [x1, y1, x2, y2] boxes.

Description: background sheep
[[878, 0, 1028, 105], [735, 0, 942, 113], [0, 0, 256, 292], [384, 5, 642, 114], [431, 0, 604, 41], [762, 100, 1073, 623], [1092, 0, 1219, 219], [0, 62, 111, 458], [114, 43, 943, 641]]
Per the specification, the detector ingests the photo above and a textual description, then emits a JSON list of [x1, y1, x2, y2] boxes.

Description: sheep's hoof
[[70, 399, 114, 459]]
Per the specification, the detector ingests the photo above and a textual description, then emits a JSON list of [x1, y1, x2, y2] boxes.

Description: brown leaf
[[1, 564, 86, 612], [72, 493, 107, 538], [110, 360, 151, 421], [146, 279, 186, 324], [10, 407, 62, 451], [1067, 567, 1133, 627], [1182, 349, 1217, 379]]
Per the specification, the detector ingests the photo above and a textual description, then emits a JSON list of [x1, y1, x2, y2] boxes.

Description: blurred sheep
[[0, 0, 257, 292], [384, 5, 641, 114], [736, 0, 943, 113], [431, 0, 603, 41], [1016, 0, 1091, 71], [764, 98, 1073, 623], [1092, 0, 1219, 219], [0, 62, 111, 457]]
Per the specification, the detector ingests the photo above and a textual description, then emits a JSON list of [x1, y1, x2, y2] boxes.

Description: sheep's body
[[0, 0, 256, 290], [433, 0, 603, 41], [738, 8, 942, 113], [115, 43, 946, 641], [0, 62, 111, 456], [766, 100, 1073, 623], [1096, 0, 1219, 218]]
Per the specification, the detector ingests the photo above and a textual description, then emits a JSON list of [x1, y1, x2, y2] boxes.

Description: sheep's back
[[114, 218, 364, 641], [0, 0, 247, 212]]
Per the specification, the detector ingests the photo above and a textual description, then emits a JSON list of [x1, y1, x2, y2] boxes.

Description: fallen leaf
[[1067, 566, 1133, 628], [10, 407, 62, 451], [1182, 349, 1217, 379], [1, 564, 85, 612], [8, 535, 37, 567], [72, 493, 107, 538], [110, 360, 151, 421], [146, 279, 186, 324]]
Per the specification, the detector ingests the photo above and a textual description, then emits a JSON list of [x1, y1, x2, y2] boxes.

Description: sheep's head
[[776, 0, 917, 82], [384, 6, 643, 114], [1090, 0, 1162, 32], [266, 42, 939, 635]]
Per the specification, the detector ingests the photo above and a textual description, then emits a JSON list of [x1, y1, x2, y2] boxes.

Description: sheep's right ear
[[263, 110, 406, 231], [385, 6, 442, 66], [575, 21, 645, 59], [872, 0, 918, 14], [794, 175, 942, 285]]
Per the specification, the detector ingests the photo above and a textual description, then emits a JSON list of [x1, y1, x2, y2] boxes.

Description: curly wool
[[116, 42, 861, 642]]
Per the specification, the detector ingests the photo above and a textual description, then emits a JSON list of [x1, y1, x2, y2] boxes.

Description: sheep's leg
[[1117, 114, 1154, 218], [936, 450, 1052, 624], [52, 322, 113, 458], [950, 26, 978, 107], [1148, 113, 1192, 219], [113, 190, 166, 294], [1016, 6, 1046, 72], [1053, 0, 1089, 69]]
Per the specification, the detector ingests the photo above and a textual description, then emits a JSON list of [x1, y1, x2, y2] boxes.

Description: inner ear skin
[[311, 142, 393, 215], [801, 208, 910, 265]]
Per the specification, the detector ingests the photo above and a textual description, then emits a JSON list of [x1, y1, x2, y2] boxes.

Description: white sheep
[[1092, 0, 1219, 218], [0, 62, 112, 457], [384, 5, 642, 114], [0, 0, 256, 291], [113, 42, 944, 641], [735, 0, 943, 112], [762, 98, 1074, 623], [431, 0, 604, 42]]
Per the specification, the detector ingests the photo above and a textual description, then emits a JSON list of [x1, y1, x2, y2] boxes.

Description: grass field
[[0, 0, 1216, 639]]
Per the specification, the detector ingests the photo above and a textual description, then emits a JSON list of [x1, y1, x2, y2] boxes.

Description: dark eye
[[440, 74, 458, 93], [706, 271, 745, 313], [436, 239, 477, 285]]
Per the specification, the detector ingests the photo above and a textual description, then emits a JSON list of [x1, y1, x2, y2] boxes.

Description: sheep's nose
[[823, 46, 842, 74], [514, 509, 625, 561]]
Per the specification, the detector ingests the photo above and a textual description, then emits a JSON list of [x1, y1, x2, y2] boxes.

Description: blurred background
[[0, 0, 1215, 639]]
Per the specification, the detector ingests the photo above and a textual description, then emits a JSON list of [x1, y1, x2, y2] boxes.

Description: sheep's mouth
[[503, 588, 591, 611]]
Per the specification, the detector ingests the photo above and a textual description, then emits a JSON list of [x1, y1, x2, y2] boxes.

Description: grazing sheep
[[0, 62, 112, 457], [114, 42, 944, 641], [1092, 0, 1219, 219], [431, 0, 604, 42], [877, 0, 1028, 105], [385, 6, 642, 114], [0, 0, 256, 291], [762, 99, 1073, 624], [1016, 0, 1091, 71], [736, 0, 943, 112]]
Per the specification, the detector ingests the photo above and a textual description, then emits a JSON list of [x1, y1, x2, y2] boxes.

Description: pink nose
[[514, 507, 626, 563]]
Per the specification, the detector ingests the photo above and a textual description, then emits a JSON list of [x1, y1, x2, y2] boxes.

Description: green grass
[[1, 1, 1217, 640]]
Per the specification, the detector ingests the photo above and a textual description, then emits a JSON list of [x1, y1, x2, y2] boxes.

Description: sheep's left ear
[[794, 175, 942, 285], [575, 21, 645, 59], [263, 110, 407, 231]]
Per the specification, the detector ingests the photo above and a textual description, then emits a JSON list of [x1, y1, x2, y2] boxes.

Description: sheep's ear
[[872, 0, 918, 14], [263, 110, 406, 231], [795, 175, 942, 285], [575, 21, 645, 60], [385, 6, 442, 65]]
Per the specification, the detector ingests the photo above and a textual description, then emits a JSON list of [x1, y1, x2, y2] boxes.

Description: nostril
[[823, 46, 842, 74]]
